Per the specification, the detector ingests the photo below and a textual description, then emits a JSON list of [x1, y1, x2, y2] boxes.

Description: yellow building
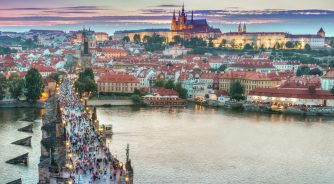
[[219, 71, 282, 95]]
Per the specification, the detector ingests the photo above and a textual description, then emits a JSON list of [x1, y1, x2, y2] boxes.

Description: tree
[[25, 68, 44, 102], [243, 43, 253, 50], [304, 44, 312, 51], [108, 36, 113, 40], [164, 79, 175, 89], [133, 34, 141, 43], [175, 82, 187, 99], [75, 68, 97, 96], [0, 73, 7, 100], [154, 79, 165, 87], [331, 86, 334, 95], [229, 81, 244, 101], [294, 41, 302, 49], [8, 73, 24, 100], [143, 35, 150, 43], [218, 64, 227, 72], [285, 41, 294, 49], [33, 35, 38, 43], [122, 36, 130, 43], [48, 73, 60, 83], [208, 37, 214, 48], [308, 68, 323, 76], [219, 39, 227, 48], [131, 94, 141, 105], [230, 39, 236, 48], [173, 35, 183, 45], [296, 66, 310, 76]]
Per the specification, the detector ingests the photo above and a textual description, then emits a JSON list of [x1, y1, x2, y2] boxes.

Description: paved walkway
[[58, 77, 124, 184]]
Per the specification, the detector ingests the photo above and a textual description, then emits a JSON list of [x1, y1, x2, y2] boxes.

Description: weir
[[11, 136, 32, 147], [6, 178, 22, 184], [6, 153, 28, 165], [17, 124, 33, 133]]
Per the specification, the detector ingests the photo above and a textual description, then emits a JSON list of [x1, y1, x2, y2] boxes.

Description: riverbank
[[0, 100, 45, 108], [88, 99, 134, 106]]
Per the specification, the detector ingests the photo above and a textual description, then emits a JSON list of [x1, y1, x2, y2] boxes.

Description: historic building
[[114, 5, 221, 42], [218, 71, 282, 95], [171, 4, 209, 31], [215, 25, 326, 49], [97, 73, 140, 93]]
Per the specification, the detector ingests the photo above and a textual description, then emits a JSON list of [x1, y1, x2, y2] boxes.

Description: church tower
[[317, 27, 326, 38], [171, 9, 177, 30], [238, 23, 242, 33], [243, 24, 247, 33], [80, 28, 92, 70], [179, 3, 187, 30]]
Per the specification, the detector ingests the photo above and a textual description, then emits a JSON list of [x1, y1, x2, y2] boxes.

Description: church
[[171, 4, 209, 32]]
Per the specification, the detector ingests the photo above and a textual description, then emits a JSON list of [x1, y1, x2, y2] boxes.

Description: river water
[[0, 108, 43, 184], [97, 105, 334, 184], [1, 105, 334, 183]]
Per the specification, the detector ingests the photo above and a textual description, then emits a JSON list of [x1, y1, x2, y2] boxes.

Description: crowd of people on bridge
[[58, 76, 124, 184]]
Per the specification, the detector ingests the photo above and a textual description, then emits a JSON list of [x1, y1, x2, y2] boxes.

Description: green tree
[[175, 82, 187, 99], [308, 68, 323, 76], [33, 35, 38, 43], [25, 68, 44, 102], [133, 34, 141, 43], [8, 73, 24, 100], [0, 73, 7, 100], [229, 81, 245, 101], [285, 41, 294, 49], [143, 35, 151, 43], [218, 64, 227, 72], [154, 79, 165, 87], [330, 86, 334, 95], [243, 43, 253, 50], [173, 35, 183, 45], [122, 36, 130, 43], [75, 68, 97, 96], [108, 36, 113, 40], [208, 37, 214, 48], [219, 39, 227, 48], [164, 79, 175, 89], [304, 44, 312, 51], [294, 41, 302, 49], [296, 66, 311, 76], [48, 73, 60, 83]]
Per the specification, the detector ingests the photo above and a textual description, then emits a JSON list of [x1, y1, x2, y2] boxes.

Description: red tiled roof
[[98, 73, 139, 83]]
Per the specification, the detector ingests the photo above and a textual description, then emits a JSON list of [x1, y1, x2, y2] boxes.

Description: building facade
[[97, 73, 140, 93]]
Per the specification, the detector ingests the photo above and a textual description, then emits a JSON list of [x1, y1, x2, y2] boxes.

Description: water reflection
[[0, 108, 42, 183], [97, 105, 334, 184]]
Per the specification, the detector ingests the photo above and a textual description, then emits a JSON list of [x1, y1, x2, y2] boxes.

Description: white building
[[321, 70, 334, 91]]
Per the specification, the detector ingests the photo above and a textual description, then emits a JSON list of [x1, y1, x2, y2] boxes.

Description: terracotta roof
[[98, 73, 139, 83]]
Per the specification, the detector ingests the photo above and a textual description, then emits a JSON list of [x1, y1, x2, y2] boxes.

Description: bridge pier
[[6, 153, 28, 165], [11, 136, 32, 147]]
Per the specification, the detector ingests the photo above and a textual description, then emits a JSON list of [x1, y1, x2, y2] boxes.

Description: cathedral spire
[[173, 9, 176, 19], [181, 3, 185, 16], [191, 10, 194, 22]]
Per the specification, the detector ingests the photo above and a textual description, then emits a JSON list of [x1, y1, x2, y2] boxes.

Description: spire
[[181, 3, 185, 16], [173, 9, 176, 19], [243, 24, 246, 33], [191, 10, 194, 21]]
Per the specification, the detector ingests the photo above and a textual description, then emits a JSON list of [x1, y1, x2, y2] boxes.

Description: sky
[[0, 0, 334, 35]]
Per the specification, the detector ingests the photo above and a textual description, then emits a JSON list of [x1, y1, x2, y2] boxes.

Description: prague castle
[[171, 4, 209, 32], [114, 5, 326, 49], [114, 5, 221, 42]]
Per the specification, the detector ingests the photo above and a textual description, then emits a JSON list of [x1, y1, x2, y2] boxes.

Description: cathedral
[[171, 4, 209, 31]]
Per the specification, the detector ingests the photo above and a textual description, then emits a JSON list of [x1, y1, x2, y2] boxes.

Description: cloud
[[61, 6, 109, 11], [154, 4, 181, 8]]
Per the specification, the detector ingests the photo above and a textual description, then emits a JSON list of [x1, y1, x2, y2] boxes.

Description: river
[[0, 108, 43, 184], [1, 105, 334, 183], [97, 105, 334, 184]]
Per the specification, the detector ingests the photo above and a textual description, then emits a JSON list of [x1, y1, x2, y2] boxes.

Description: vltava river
[[97, 105, 334, 184], [0, 108, 42, 183]]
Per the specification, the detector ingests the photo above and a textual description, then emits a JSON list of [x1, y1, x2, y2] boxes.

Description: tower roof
[[318, 27, 325, 33]]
